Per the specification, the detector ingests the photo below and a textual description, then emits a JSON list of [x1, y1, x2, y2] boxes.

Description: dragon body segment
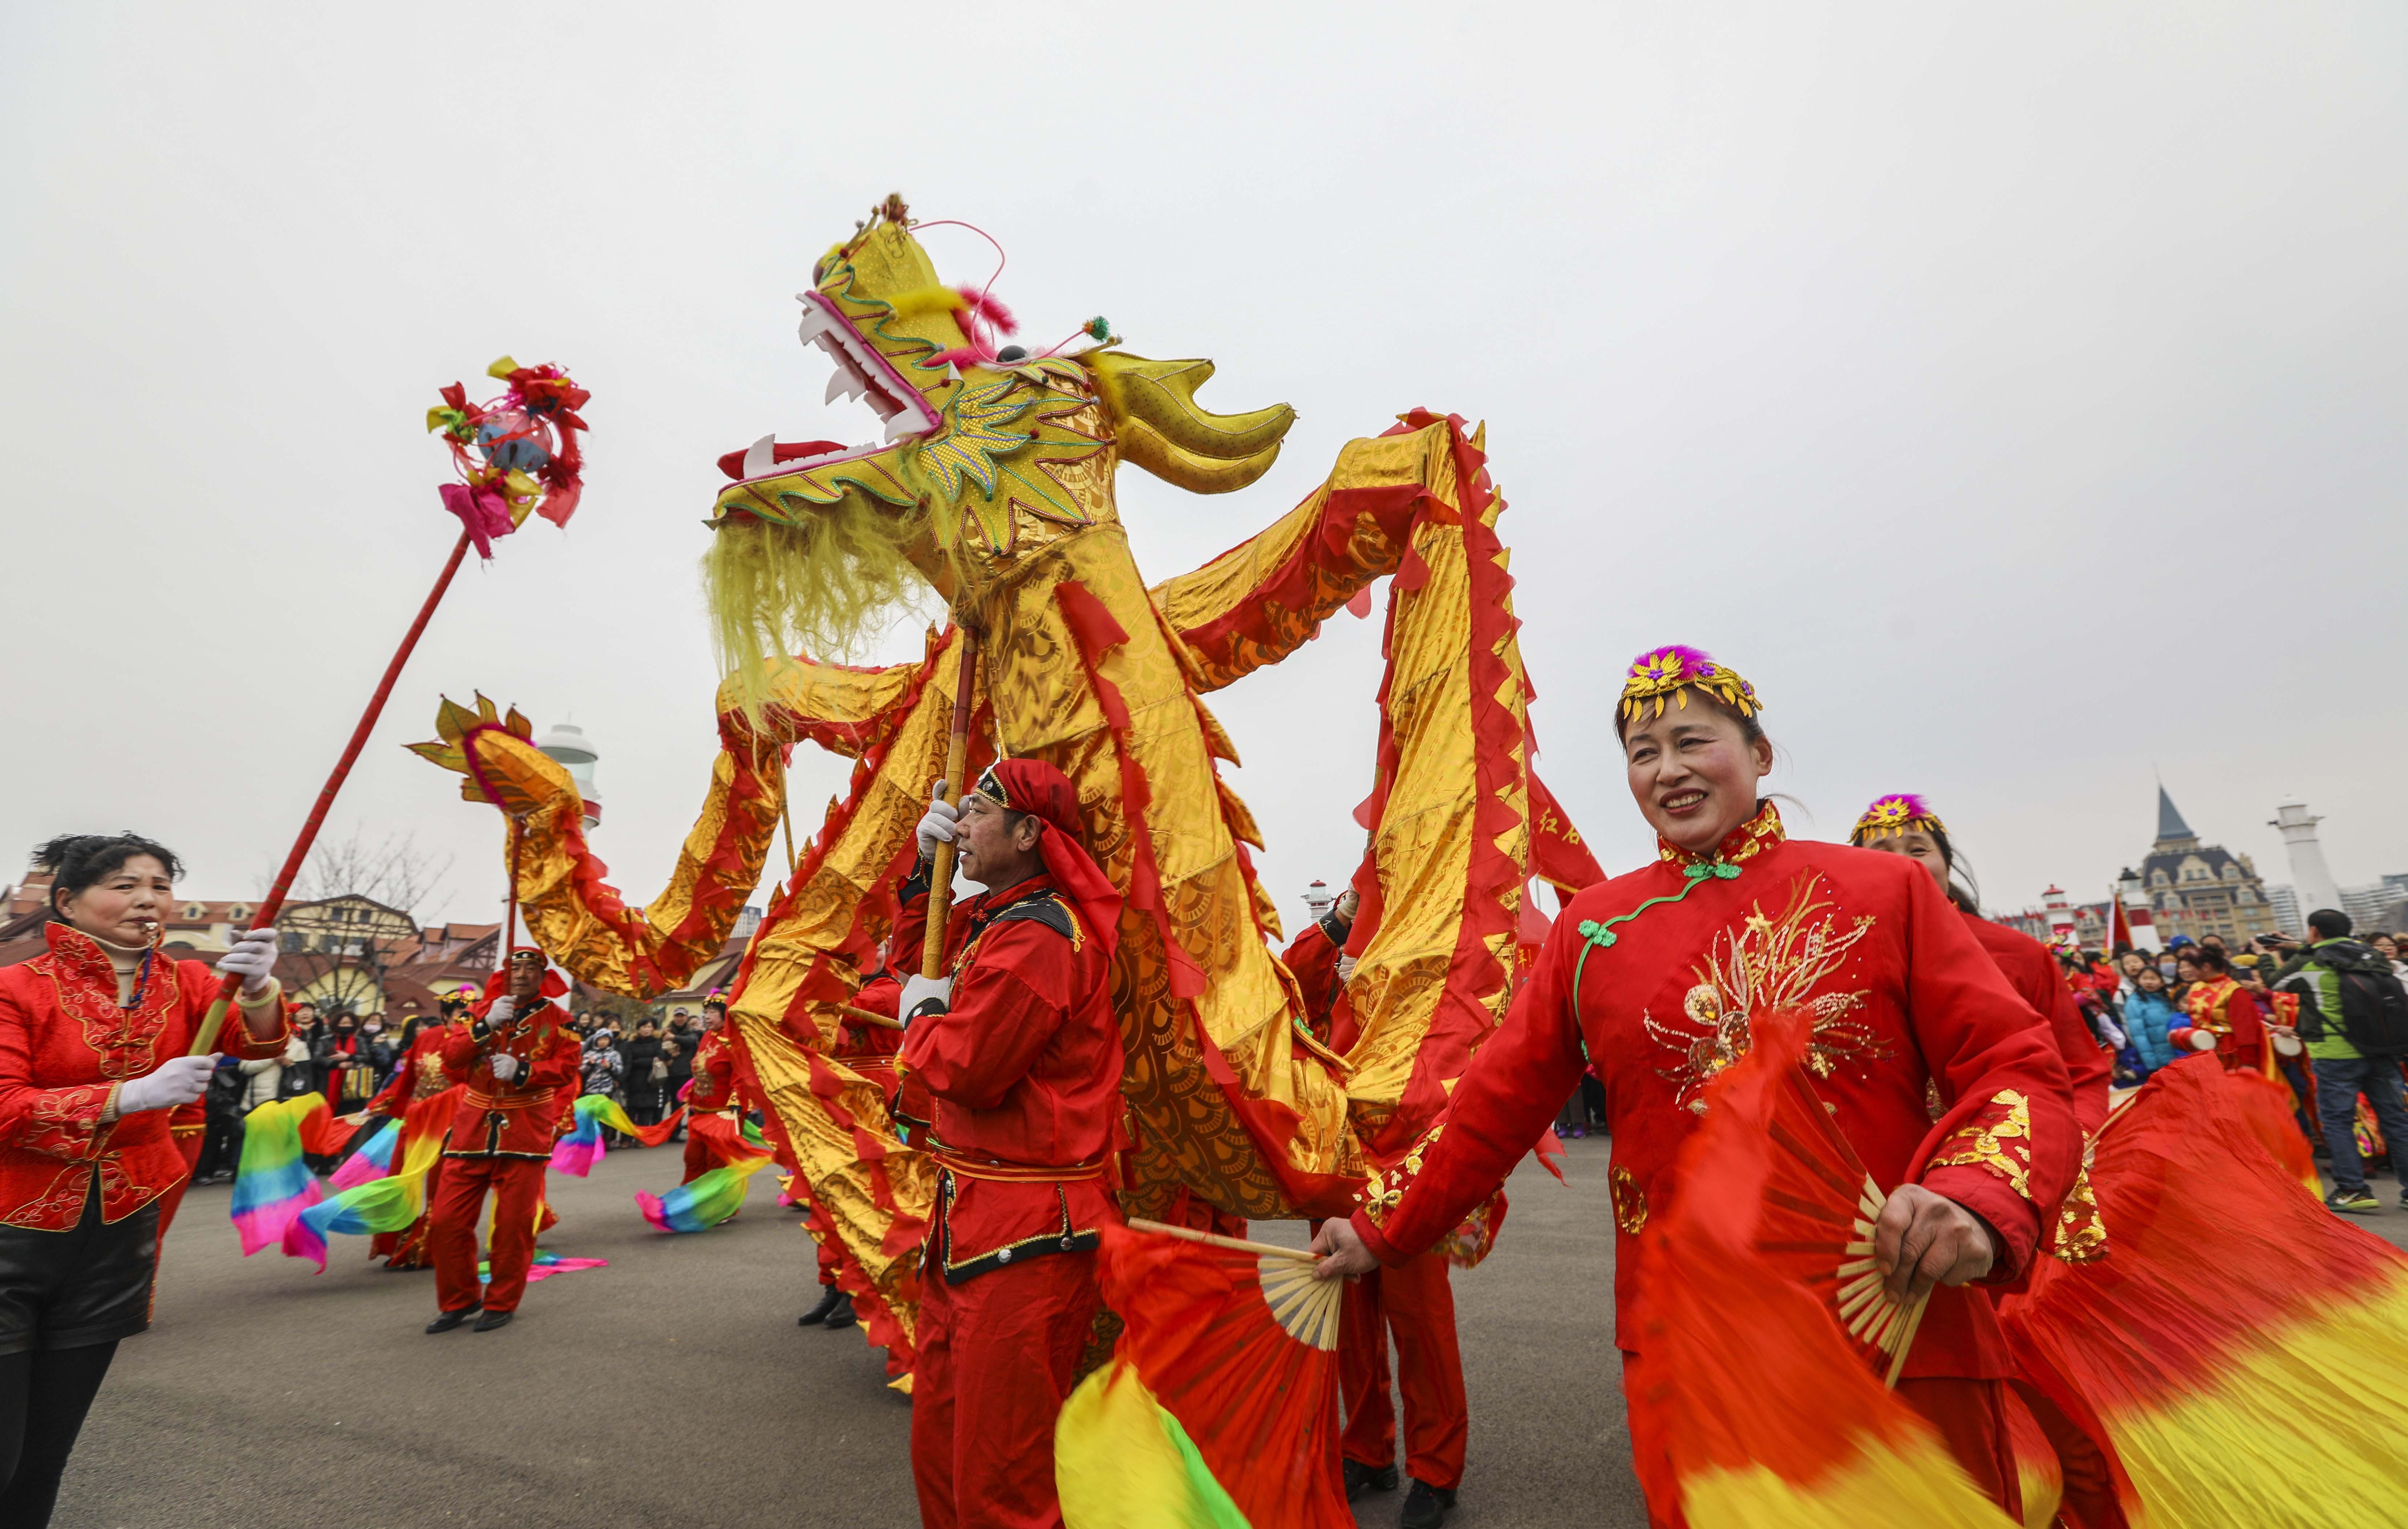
[[413, 202, 1601, 1378]]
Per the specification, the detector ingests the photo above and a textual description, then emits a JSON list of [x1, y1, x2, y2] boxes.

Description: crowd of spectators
[[191, 997, 723, 1182], [2059, 913, 2408, 1216]]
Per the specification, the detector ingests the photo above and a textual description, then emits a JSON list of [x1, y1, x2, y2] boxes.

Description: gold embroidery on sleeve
[[1927, 1089, 2035, 1201]]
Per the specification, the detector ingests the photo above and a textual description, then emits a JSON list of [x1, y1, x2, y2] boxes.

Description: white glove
[[486, 996, 517, 1027], [215, 928, 280, 997], [915, 786, 960, 859], [900, 973, 954, 1023], [117, 1055, 218, 1115], [1335, 953, 1358, 984], [489, 1053, 521, 1083]]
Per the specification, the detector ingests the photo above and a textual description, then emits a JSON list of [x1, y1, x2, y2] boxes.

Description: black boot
[[822, 1290, 858, 1330], [425, 1304, 481, 1334], [1400, 1479, 1456, 1529], [472, 1309, 516, 1332], [1344, 1460, 1399, 1501], [798, 1284, 844, 1327]]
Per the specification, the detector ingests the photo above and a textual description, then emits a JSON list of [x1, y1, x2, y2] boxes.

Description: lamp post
[[534, 722, 603, 834]]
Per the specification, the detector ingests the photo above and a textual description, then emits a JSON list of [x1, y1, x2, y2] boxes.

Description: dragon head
[[702, 196, 1298, 717]]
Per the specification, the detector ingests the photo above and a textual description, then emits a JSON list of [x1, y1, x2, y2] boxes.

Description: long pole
[[191, 528, 475, 1054], [919, 625, 981, 980]]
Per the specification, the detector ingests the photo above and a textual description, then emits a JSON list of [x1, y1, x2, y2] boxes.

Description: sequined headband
[[1851, 793, 1948, 844], [972, 763, 1010, 808], [1617, 644, 1761, 723]]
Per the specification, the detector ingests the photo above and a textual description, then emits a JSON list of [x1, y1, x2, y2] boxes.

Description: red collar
[[1655, 800, 1785, 869]]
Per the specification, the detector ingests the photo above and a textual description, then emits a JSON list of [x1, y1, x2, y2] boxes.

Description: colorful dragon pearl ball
[[474, 409, 552, 474]]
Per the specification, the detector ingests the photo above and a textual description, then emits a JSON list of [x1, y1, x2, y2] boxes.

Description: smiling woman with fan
[[1312, 645, 2083, 1522]]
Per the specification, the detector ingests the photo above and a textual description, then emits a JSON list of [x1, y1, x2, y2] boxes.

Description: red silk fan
[[1755, 1062, 1931, 1384], [1096, 1219, 1352, 1528]]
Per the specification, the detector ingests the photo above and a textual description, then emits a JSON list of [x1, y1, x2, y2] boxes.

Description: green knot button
[[1570, 858, 1744, 1009]]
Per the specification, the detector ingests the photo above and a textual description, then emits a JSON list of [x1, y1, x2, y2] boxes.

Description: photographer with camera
[[2269, 912, 2408, 1214]]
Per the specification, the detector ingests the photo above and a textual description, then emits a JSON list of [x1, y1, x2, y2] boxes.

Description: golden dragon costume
[[410, 197, 1601, 1380]]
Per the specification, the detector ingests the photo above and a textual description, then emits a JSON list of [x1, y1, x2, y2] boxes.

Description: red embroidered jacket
[[2184, 976, 2265, 1072], [685, 1029, 739, 1113], [1963, 912, 2113, 1136], [1348, 804, 2080, 1381], [368, 1027, 455, 1118], [895, 873, 1123, 1282], [0, 924, 290, 1229], [438, 1000, 580, 1160]]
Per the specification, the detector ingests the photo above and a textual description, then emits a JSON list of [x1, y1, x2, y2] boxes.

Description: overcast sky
[[5, 3, 2403, 935]]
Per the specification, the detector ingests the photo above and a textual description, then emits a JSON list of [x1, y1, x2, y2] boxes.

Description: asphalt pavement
[[53, 1131, 2408, 1529], [54, 1136, 1633, 1529]]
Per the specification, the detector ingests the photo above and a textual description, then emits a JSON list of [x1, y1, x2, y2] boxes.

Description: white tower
[[2117, 868, 2161, 953], [535, 722, 603, 833], [2043, 885, 2076, 948], [2269, 802, 2340, 918]]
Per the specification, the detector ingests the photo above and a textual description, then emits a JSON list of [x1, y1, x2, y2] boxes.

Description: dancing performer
[[895, 758, 1125, 1529], [1849, 794, 2113, 1133], [424, 949, 579, 1334], [1313, 646, 2080, 1522], [366, 993, 467, 1269], [0, 833, 288, 1525], [2177, 945, 2265, 1072], [679, 998, 752, 1187], [1285, 886, 1468, 1520]]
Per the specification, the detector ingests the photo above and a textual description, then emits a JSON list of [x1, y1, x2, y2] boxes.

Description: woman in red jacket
[[1311, 646, 2079, 1522], [1848, 794, 2114, 1137], [0, 833, 289, 1526]]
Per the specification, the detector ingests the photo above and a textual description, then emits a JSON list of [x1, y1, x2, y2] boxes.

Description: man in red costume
[[2177, 945, 2265, 1073], [1314, 645, 2080, 1524], [1284, 887, 1469, 1520], [424, 949, 579, 1334], [895, 758, 1125, 1529]]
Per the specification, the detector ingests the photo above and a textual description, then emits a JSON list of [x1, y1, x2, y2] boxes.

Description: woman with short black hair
[[0, 832, 291, 1525]]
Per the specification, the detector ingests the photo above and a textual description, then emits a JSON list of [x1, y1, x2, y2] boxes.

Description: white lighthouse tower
[[2042, 885, 2077, 949], [535, 722, 603, 833], [2269, 802, 2342, 918]]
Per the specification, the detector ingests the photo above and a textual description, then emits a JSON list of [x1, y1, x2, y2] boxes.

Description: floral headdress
[[1850, 793, 1948, 845], [1618, 645, 1761, 723]]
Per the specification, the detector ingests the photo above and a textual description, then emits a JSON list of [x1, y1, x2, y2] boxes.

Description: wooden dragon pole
[[919, 624, 982, 980]]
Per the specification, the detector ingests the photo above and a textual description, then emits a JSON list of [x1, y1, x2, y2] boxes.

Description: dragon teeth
[[741, 434, 775, 478], [883, 413, 916, 442]]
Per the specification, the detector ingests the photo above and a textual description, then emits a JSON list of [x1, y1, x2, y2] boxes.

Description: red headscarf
[[974, 759, 1123, 961], [480, 946, 568, 1002]]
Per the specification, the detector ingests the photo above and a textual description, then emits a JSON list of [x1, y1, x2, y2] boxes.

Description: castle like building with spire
[[2137, 786, 2281, 945]]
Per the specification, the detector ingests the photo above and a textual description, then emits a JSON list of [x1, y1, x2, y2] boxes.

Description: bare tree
[[263, 829, 455, 1018], [281, 828, 454, 918]]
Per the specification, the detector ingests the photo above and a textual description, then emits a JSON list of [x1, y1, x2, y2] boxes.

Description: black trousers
[[0, 1180, 156, 1528], [0, 1343, 115, 1527]]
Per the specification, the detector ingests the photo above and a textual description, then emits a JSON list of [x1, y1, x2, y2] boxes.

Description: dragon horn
[[1083, 352, 1296, 461]]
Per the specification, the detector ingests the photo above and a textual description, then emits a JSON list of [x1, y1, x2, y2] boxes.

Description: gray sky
[[5, 3, 2403, 935]]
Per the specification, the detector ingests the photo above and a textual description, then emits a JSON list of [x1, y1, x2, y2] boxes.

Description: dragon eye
[[995, 345, 1028, 363]]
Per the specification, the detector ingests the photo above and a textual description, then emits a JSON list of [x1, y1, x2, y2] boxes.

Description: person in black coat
[[620, 1021, 668, 1128]]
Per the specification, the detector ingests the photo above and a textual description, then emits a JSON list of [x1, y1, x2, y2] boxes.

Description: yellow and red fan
[[1754, 1058, 1930, 1384], [1058, 1220, 1350, 1529]]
